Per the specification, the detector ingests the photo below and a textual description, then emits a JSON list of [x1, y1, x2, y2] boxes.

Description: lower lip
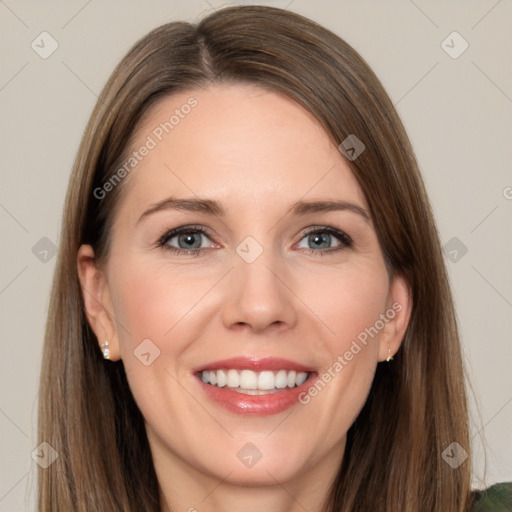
[[196, 374, 317, 416]]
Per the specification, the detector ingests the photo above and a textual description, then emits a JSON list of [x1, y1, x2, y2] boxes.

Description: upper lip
[[193, 356, 315, 373]]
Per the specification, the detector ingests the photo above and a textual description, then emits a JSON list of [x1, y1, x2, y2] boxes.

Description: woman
[[37, 5, 511, 511]]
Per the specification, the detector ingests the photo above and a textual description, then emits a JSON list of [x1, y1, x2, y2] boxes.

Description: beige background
[[1, 0, 511, 509]]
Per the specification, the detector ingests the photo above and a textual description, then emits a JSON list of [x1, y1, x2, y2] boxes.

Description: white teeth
[[216, 369, 227, 387], [286, 370, 297, 388], [258, 371, 276, 390], [275, 369, 288, 389], [296, 372, 308, 386], [240, 369, 258, 389], [199, 368, 310, 391], [226, 369, 239, 388]]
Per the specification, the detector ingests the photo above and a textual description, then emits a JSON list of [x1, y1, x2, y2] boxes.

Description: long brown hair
[[38, 5, 473, 511]]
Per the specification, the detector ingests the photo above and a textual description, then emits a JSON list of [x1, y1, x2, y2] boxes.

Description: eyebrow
[[136, 197, 370, 224]]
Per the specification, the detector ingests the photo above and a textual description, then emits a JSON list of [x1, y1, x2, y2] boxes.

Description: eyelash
[[156, 225, 353, 257]]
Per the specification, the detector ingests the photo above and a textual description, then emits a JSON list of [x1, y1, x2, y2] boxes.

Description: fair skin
[[78, 84, 412, 512]]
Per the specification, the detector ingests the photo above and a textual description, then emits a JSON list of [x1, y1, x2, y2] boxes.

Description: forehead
[[114, 83, 367, 224]]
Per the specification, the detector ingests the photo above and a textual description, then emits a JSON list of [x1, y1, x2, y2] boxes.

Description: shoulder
[[471, 482, 512, 512]]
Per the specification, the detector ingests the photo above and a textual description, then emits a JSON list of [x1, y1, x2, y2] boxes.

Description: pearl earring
[[100, 340, 110, 360]]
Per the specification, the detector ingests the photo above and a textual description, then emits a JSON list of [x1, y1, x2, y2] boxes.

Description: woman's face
[[79, 84, 410, 491]]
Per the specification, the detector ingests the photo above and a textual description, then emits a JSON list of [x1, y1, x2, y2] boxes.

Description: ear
[[77, 244, 121, 361], [377, 273, 412, 362]]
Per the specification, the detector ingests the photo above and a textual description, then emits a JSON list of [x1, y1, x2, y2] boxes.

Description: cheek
[[107, 261, 202, 425], [294, 265, 389, 439], [298, 260, 390, 357], [109, 260, 213, 353], [111, 268, 171, 352]]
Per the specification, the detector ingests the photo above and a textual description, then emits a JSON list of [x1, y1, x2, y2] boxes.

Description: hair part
[[38, 5, 473, 511]]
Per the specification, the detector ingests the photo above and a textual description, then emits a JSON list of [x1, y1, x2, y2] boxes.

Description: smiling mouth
[[197, 368, 311, 395]]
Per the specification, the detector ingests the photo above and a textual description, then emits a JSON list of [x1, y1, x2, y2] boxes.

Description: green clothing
[[472, 482, 512, 511]]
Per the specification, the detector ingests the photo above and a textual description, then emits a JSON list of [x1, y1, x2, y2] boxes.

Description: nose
[[221, 250, 298, 335]]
